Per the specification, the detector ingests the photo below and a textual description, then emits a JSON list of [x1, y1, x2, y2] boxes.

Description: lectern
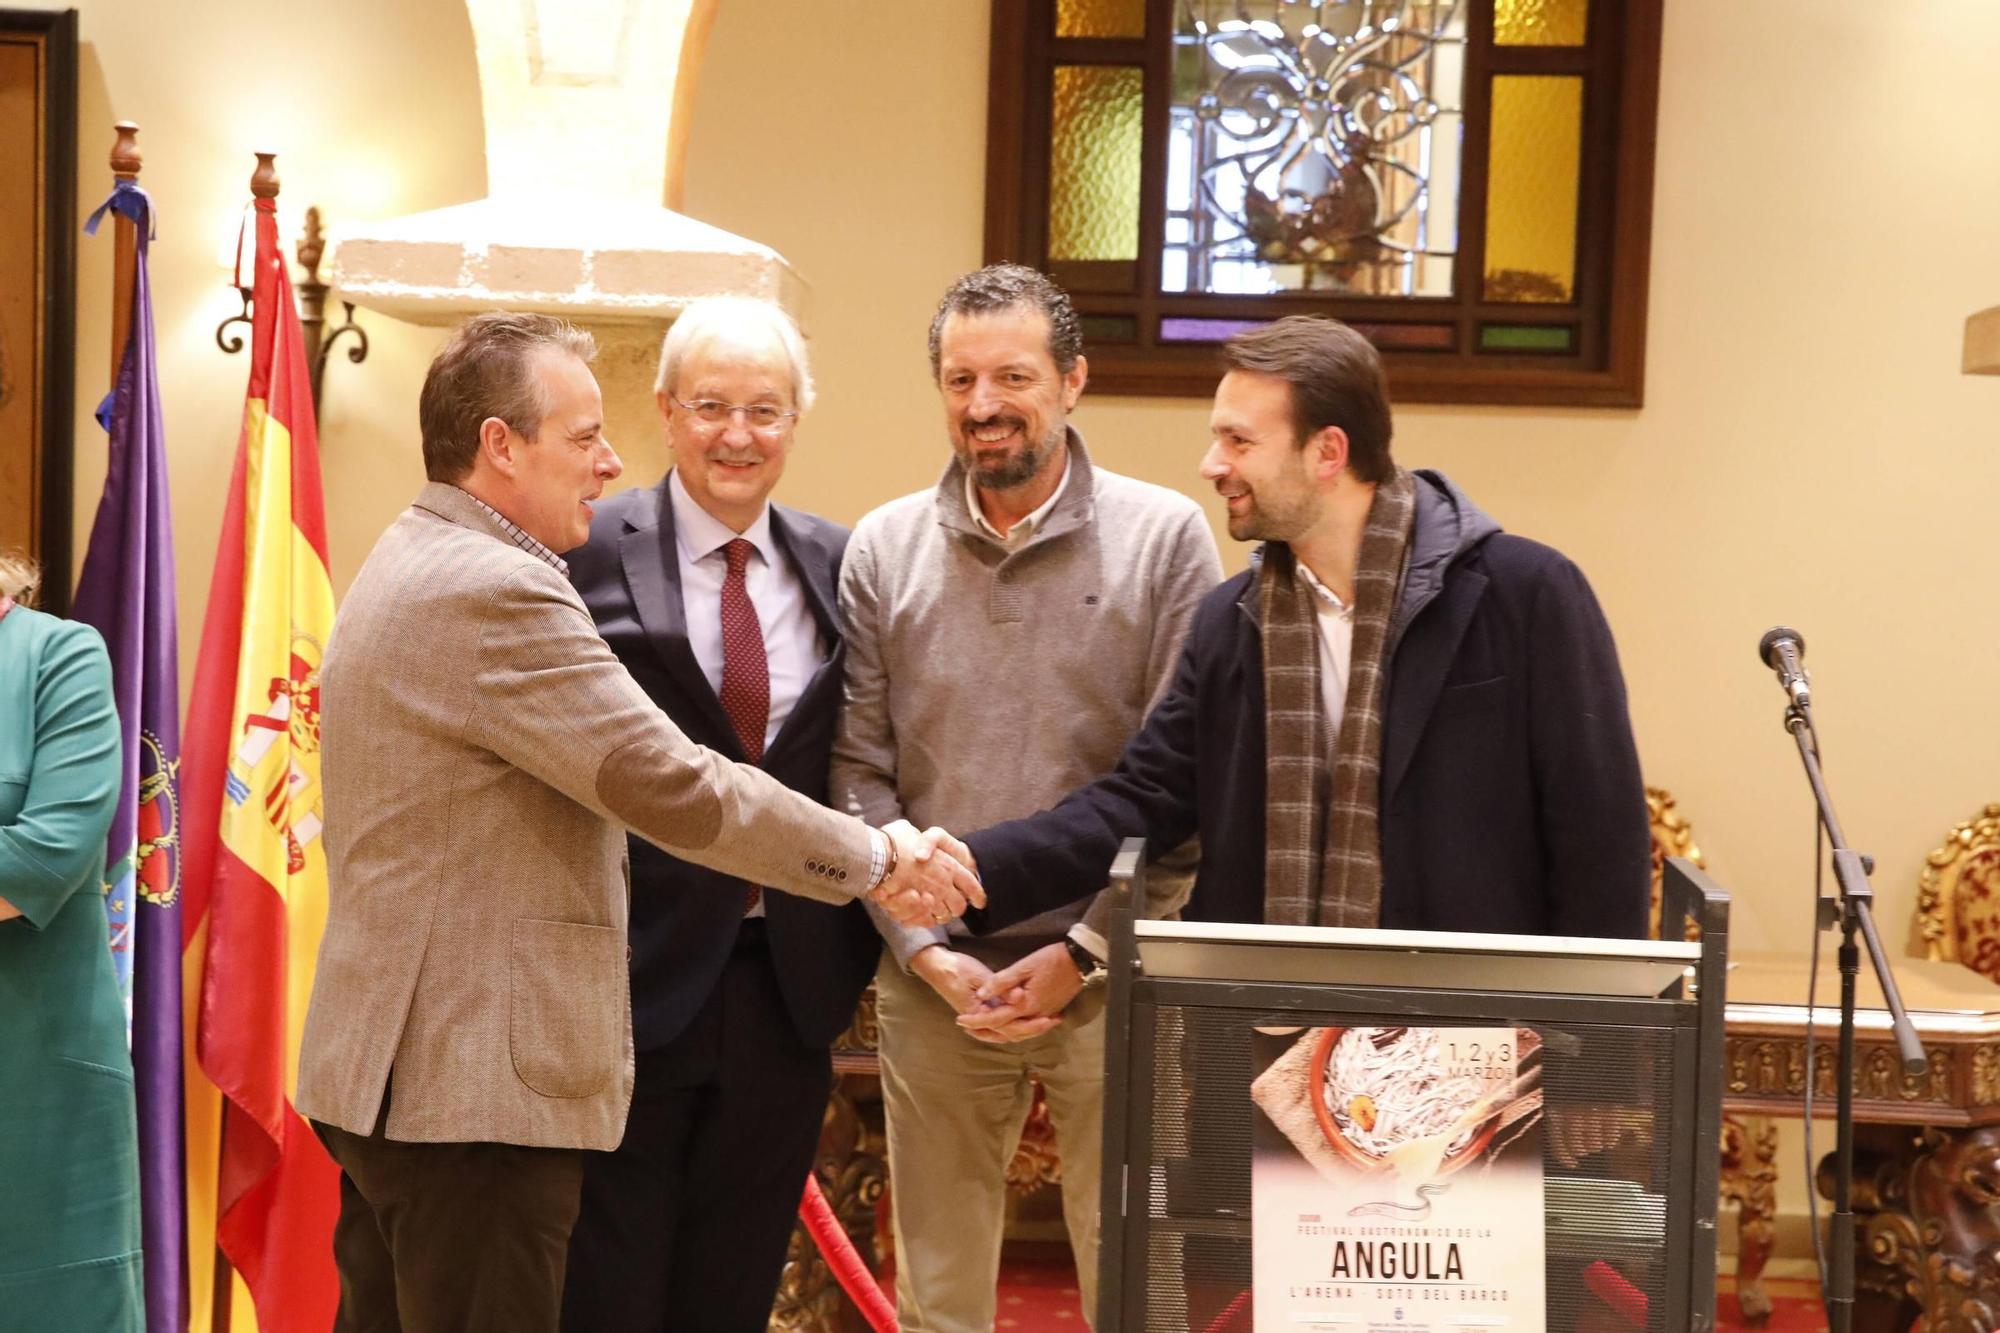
[[1097, 844, 1729, 1332]]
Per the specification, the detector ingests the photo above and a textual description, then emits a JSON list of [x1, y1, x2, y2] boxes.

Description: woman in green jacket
[[0, 553, 143, 1331]]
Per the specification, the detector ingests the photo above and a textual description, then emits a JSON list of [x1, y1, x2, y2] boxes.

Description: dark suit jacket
[[965, 469, 1650, 940], [568, 478, 880, 1052]]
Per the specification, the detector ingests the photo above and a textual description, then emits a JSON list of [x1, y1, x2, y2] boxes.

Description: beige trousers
[[875, 955, 1106, 1333]]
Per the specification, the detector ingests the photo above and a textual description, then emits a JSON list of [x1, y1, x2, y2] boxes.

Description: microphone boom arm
[[1775, 681, 1924, 1333]]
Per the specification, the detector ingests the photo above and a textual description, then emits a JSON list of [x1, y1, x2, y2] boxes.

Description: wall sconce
[[296, 207, 369, 405], [214, 152, 368, 409]]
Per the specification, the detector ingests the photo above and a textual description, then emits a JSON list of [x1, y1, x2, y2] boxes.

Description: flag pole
[[186, 140, 345, 1333], [206, 148, 292, 1333], [207, 143, 288, 1328], [83, 119, 192, 1333], [212, 1083, 231, 1333], [108, 121, 140, 379]]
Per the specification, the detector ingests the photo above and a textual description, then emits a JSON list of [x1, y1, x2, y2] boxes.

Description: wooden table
[[1723, 950, 2000, 1332]]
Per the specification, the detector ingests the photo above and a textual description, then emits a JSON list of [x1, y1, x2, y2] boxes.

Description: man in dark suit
[[559, 298, 880, 1333]]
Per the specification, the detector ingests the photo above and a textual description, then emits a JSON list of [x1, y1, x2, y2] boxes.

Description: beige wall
[[49, 0, 486, 656], [34, 0, 2000, 1237], [689, 0, 2000, 962]]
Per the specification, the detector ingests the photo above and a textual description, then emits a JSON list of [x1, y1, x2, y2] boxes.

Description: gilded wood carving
[[1918, 804, 2000, 983]]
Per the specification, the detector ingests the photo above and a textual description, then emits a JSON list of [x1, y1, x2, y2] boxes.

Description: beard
[[954, 415, 1064, 493], [1224, 506, 1264, 542], [1222, 469, 1318, 543], [1228, 505, 1298, 544]]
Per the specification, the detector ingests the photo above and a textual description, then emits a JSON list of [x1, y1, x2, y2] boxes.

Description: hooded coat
[[965, 469, 1650, 939]]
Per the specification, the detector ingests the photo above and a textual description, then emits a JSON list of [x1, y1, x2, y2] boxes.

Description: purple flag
[[76, 180, 187, 1333]]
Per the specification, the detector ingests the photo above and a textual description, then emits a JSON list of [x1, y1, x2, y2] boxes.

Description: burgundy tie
[[719, 539, 769, 910]]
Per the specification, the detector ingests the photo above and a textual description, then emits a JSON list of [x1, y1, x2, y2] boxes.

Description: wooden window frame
[[983, 0, 1663, 407], [0, 8, 78, 610]]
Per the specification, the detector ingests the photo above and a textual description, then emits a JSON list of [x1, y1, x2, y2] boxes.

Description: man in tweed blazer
[[296, 313, 981, 1333]]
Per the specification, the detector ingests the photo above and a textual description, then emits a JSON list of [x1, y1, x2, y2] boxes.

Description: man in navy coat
[[560, 299, 879, 1332], [956, 315, 1649, 974]]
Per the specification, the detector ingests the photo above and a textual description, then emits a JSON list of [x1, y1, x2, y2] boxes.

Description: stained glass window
[[1049, 66, 1145, 262], [986, 1, 1662, 406], [1483, 74, 1582, 302], [1165, 2, 1465, 297], [1057, 0, 1147, 38], [1494, 0, 1587, 46]]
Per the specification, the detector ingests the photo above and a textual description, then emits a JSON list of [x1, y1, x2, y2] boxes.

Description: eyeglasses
[[670, 396, 799, 434]]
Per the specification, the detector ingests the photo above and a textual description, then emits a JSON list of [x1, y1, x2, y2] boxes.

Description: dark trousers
[[561, 921, 835, 1333], [312, 1090, 584, 1333]]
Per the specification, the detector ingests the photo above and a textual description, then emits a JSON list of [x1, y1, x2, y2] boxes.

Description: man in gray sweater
[[831, 265, 1221, 1331]]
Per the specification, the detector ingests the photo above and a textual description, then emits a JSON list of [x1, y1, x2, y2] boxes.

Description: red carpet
[[877, 1245, 1090, 1328], [994, 1251, 1089, 1328], [1717, 1275, 1830, 1332]]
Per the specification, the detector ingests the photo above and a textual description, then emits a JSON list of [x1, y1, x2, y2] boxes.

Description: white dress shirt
[[670, 470, 827, 751], [1294, 560, 1355, 745], [670, 471, 830, 916]]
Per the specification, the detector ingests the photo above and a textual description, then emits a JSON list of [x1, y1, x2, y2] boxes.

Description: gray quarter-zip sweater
[[831, 431, 1222, 968]]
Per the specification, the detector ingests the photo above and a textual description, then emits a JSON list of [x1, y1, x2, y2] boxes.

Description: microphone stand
[[1781, 697, 1925, 1333]]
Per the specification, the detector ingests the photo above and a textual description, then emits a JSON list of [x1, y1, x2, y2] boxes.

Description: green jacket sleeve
[[0, 622, 122, 930]]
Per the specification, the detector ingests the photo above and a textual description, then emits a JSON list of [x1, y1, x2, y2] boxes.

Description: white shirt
[[1294, 560, 1355, 744], [966, 452, 1072, 549], [669, 469, 828, 757], [670, 472, 831, 916]]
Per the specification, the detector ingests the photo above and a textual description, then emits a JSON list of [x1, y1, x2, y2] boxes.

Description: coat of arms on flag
[[223, 636, 324, 873]]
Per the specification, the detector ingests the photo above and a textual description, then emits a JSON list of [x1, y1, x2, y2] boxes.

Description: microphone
[[1758, 626, 1810, 708]]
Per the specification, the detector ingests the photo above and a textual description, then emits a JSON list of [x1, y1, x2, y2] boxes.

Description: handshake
[[866, 820, 984, 928]]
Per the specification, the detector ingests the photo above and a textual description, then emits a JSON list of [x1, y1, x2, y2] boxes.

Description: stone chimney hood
[[328, 0, 804, 332]]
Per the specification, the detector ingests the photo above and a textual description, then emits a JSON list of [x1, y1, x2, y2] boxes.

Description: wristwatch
[[1064, 936, 1108, 983]]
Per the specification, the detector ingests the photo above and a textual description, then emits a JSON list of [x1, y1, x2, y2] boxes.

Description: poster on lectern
[[1250, 1025, 1547, 1331]]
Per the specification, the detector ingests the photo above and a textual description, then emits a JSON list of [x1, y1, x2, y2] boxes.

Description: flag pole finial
[[251, 151, 280, 201], [107, 122, 144, 377], [110, 121, 141, 179]]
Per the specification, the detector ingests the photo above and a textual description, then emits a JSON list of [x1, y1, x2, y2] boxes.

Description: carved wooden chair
[[1818, 804, 2000, 1330], [1647, 785, 1700, 941], [1648, 785, 1777, 1325], [1916, 803, 2000, 982], [790, 983, 1067, 1325]]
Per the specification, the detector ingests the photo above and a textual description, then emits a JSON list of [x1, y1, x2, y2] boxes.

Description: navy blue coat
[[965, 470, 1650, 939], [568, 479, 880, 1051]]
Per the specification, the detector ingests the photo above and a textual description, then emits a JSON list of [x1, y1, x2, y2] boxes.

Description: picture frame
[[0, 7, 77, 613]]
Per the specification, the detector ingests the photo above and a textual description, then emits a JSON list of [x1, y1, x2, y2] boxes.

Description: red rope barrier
[[792, 1188, 1264, 1333], [1582, 1260, 1647, 1329], [1200, 1289, 1252, 1333], [798, 1174, 897, 1332]]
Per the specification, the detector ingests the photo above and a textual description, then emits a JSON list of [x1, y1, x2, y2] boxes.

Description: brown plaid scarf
[[1260, 468, 1416, 927]]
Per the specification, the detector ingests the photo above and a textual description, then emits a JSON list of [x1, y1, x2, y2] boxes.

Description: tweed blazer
[[296, 484, 876, 1151]]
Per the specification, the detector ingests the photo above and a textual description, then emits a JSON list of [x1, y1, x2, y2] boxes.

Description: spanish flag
[[178, 190, 340, 1333]]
